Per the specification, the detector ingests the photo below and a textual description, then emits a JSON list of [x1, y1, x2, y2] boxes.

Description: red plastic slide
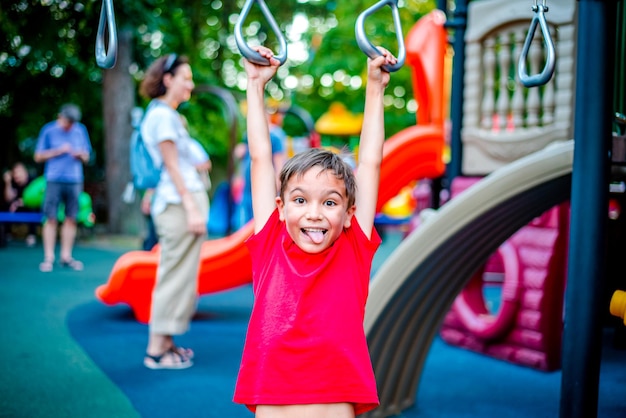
[[96, 221, 254, 323], [377, 9, 448, 211], [377, 125, 445, 212]]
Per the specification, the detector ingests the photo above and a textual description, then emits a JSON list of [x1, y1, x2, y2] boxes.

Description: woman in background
[[139, 54, 208, 369]]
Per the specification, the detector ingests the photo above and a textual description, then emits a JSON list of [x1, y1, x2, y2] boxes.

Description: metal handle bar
[[234, 0, 287, 66], [95, 0, 118, 69], [518, 3, 556, 88], [355, 0, 406, 73]]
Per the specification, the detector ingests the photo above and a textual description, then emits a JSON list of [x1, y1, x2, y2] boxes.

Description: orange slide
[[377, 125, 445, 212], [95, 10, 448, 323], [96, 222, 254, 323]]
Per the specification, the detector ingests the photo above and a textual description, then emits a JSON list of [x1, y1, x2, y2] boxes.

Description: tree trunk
[[102, 27, 142, 235]]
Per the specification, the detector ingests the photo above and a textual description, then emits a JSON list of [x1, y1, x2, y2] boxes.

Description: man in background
[[34, 103, 91, 272]]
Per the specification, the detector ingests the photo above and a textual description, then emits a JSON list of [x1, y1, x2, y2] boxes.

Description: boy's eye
[[294, 197, 305, 204], [324, 200, 337, 207]]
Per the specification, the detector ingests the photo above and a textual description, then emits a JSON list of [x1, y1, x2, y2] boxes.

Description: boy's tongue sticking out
[[304, 229, 325, 244]]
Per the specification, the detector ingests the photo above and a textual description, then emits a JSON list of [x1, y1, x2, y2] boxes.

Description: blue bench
[[0, 212, 43, 247], [0, 212, 43, 223]]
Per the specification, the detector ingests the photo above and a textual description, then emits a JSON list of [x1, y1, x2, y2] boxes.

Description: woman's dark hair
[[279, 148, 357, 208], [139, 54, 189, 99]]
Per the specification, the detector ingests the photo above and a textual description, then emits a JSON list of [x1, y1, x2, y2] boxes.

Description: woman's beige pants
[[150, 191, 209, 335]]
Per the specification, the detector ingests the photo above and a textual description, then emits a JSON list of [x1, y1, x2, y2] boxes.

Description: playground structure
[[458, 0, 576, 175], [94, 0, 623, 416], [437, 0, 576, 371], [362, 0, 620, 417], [364, 139, 574, 417], [440, 177, 569, 371]]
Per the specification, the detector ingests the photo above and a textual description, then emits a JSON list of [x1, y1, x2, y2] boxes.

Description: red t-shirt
[[234, 209, 381, 415]]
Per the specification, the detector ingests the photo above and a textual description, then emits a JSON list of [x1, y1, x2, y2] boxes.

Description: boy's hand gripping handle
[[355, 0, 406, 72], [235, 0, 288, 66]]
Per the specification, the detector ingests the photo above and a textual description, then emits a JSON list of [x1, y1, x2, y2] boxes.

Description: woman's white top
[[141, 99, 205, 216]]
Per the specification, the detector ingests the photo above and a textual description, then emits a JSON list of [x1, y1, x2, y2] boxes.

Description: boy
[[234, 46, 396, 417]]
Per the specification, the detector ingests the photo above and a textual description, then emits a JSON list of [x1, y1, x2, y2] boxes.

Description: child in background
[[234, 46, 396, 417], [2, 162, 37, 247]]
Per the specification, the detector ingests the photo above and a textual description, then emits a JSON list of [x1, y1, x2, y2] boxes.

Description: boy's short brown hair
[[279, 148, 357, 208]]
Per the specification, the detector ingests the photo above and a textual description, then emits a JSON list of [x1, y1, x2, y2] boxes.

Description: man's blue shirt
[[35, 121, 92, 183]]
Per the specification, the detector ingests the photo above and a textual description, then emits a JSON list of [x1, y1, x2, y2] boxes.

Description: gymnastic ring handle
[[355, 0, 406, 73], [235, 0, 288, 66], [95, 0, 118, 69], [518, 4, 556, 88]]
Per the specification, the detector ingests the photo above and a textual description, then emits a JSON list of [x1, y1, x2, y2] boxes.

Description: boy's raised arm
[[355, 49, 396, 238], [243, 47, 281, 233]]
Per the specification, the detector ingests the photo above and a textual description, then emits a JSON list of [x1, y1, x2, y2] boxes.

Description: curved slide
[[95, 130, 444, 323], [362, 140, 574, 418]]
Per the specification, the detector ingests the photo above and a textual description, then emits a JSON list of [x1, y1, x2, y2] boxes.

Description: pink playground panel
[[440, 177, 570, 371]]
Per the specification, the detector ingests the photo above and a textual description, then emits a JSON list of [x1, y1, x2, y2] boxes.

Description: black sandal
[[144, 347, 193, 370]]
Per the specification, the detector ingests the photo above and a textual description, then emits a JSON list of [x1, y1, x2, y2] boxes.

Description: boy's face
[[276, 167, 355, 254]]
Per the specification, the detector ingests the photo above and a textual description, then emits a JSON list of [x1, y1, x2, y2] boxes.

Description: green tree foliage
[[0, 0, 160, 174], [210, 0, 436, 150], [1, 0, 102, 172], [284, 0, 437, 141]]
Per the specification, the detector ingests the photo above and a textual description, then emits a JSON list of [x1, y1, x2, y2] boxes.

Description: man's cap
[[59, 104, 82, 123]]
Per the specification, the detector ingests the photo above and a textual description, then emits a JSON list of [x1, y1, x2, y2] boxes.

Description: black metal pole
[[560, 1, 616, 417], [429, 0, 451, 208], [445, 0, 468, 182], [437, 0, 448, 14]]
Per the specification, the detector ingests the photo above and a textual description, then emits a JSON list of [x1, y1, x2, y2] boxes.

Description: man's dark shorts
[[43, 182, 82, 221]]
